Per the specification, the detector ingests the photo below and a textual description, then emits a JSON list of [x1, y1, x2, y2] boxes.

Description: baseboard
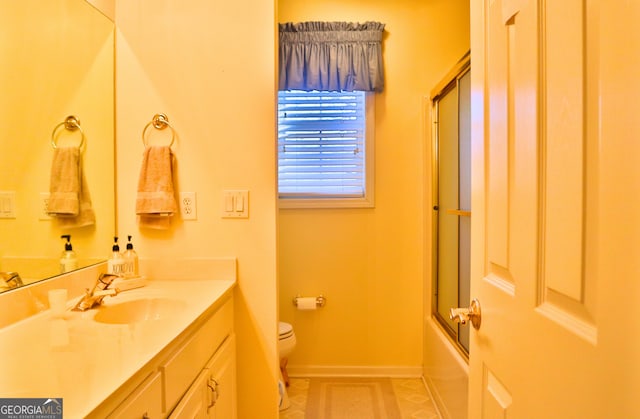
[[423, 374, 448, 419], [287, 365, 423, 378]]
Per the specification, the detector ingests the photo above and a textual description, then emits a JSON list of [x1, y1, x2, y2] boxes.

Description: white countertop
[[0, 278, 235, 418]]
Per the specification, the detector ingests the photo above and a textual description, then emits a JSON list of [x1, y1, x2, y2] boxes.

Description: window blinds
[[277, 90, 367, 198]]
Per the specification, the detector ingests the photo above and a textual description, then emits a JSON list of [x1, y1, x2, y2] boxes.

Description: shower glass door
[[432, 62, 471, 354]]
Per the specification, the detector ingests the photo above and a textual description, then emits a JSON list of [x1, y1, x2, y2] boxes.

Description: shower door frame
[[430, 53, 471, 358]]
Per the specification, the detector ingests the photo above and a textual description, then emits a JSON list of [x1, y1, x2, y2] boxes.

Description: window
[[277, 90, 374, 208]]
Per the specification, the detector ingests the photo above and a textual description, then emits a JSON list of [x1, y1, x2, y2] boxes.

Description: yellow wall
[[0, 0, 115, 278], [114, 1, 278, 417], [278, 0, 469, 371], [86, 0, 115, 20]]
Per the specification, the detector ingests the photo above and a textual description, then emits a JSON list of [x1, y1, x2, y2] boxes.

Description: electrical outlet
[[39, 192, 52, 220], [180, 192, 197, 220], [0, 191, 16, 219]]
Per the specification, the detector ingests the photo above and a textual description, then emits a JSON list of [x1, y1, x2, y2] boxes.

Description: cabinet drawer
[[162, 299, 233, 412], [107, 371, 163, 419]]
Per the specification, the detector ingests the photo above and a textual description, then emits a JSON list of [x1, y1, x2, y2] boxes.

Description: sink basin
[[93, 298, 186, 324]]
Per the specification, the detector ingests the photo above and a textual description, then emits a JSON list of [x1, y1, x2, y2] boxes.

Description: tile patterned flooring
[[279, 377, 441, 419]]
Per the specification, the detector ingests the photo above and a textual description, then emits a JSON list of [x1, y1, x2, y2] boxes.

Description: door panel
[[470, 0, 639, 416], [542, 0, 585, 302], [538, 0, 596, 342], [486, 0, 511, 277], [482, 367, 512, 417]]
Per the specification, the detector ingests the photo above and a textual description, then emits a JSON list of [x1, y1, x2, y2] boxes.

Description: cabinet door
[[169, 334, 236, 419], [169, 368, 211, 419], [162, 300, 233, 412], [208, 334, 236, 419], [108, 371, 163, 419]]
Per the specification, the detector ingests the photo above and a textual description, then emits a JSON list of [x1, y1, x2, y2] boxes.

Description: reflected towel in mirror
[[48, 146, 95, 227]]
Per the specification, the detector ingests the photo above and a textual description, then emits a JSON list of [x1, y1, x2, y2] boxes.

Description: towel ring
[[142, 113, 176, 148], [51, 116, 85, 150]]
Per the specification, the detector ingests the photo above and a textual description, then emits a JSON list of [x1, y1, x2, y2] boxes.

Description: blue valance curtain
[[278, 21, 385, 92]]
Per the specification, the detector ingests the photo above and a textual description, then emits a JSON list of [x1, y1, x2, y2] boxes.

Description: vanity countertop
[[0, 278, 235, 417]]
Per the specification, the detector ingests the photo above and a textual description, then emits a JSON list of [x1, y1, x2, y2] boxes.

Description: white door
[[468, 0, 640, 417]]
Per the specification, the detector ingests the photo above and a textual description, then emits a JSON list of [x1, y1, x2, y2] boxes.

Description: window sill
[[278, 196, 374, 209]]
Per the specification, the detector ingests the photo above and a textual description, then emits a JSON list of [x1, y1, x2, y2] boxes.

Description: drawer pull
[[207, 377, 219, 410]]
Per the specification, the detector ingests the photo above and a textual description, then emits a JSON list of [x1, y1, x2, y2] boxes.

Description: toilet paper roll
[[296, 297, 317, 311]]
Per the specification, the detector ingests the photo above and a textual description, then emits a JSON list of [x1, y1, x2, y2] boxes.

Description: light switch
[[221, 190, 249, 218], [225, 194, 235, 212], [234, 195, 244, 212]]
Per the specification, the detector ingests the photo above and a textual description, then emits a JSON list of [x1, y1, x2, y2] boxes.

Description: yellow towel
[[48, 146, 81, 216], [136, 146, 178, 229], [48, 146, 96, 228], [58, 165, 96, 228]]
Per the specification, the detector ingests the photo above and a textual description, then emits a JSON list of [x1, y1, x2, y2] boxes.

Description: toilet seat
[[278, 322, 297, 362], [279, 322, 294, 340]]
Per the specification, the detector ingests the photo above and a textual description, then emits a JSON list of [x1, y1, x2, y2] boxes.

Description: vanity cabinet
[[92, 295, 235, 419], [170, 334, 236, 418], [107, 372, 163, 419]]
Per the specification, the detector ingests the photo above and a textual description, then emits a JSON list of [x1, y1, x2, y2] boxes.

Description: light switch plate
[[221, 190, 249, 218]]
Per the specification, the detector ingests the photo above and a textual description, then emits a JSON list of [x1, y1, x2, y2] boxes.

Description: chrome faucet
[[0, 272, 24, 289], [72, 273, 120, 311]]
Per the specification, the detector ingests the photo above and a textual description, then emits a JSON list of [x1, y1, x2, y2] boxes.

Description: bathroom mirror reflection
[[0, 0, 115, 292]]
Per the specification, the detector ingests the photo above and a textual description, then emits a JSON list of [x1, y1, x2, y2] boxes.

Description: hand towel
[[58, 162, 96, 228], [136, 146, 178, 229], [48, 146, 81, 216], [48, 146, 96, 228]]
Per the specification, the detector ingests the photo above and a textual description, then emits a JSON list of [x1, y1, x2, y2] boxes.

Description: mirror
[[0, 0, 115, 292]]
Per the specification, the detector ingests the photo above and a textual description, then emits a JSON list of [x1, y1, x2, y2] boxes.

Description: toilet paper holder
[[292, 295, 326, 308]]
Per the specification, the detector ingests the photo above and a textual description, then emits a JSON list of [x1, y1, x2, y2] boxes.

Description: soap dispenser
[[59, 235, 77, 273], [107, 236, 126, 276], [123, 235, 139, 278]]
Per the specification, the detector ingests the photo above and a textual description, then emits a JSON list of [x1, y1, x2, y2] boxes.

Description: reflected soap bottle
[[59, 235, 77, 274], [107, 236, 126, 276]]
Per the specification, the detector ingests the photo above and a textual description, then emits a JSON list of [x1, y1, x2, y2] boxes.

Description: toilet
[[279, 321, 297, 386], [278, 321, 296, 411]]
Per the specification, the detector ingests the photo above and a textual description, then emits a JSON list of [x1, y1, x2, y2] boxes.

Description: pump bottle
[[107, 236, 126, 276], [59, 235, 77, 273], [123, 235, 139, 278]]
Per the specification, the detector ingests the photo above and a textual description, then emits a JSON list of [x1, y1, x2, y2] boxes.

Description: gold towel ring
[[51, 116, 85, 150], [142, 113, 176, 148]]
